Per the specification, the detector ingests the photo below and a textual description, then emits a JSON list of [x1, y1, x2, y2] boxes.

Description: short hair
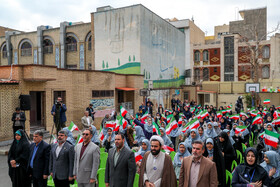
[[34, 130, 44, 137], [16, 107, 21, 111], [116, 133, 125, 140], [192, 140, 204, 150], [58, 130, 67, 136], [89, 103, 93, 106], [84, 128, 93, 135]]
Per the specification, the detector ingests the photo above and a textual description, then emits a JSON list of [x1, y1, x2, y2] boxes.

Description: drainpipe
[[60, 22, 69, 68], [5, 31, 18, 65]]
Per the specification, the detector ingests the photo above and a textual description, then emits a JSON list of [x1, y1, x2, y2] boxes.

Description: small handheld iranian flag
[[187, 118, 200, 130], [264, 129, 280, 148], [252, 114, 262, 125], [239, 111, 248, 118], [226, 107, 232, 113], [120, 117, 128, 129], [179, 113, 186, 118], [259, 131, 265, 138], [114, 115, 121, 132], [52, 135, 57, 144], [105, 121, 116, 128], [190, 107, 196, 113], [199, 110, 209, 119], [161, 114, 166, 120], [120, 106, 128, 117], [250, 111, 258, 117], [141, 111, 149, 121], [165, 109, 172, 114], [162, 145, 174, 153], [165, 117, 178, 135], [166, 114, 173, 124], [99, 126, 104, 141], [229, 114, 240, 120], [216, 111, 223, 118], [68, 121, 79, 132], [263, 99, 270, 104], [178, 117, 183, 125], [222, 110, 227, 114], [235, 126, 247, 134], [152, 122, 161, 135], [272, 117, 280, 126], [227, 104, 232, 108], [76, 134, 83, 145], [135, 152, 143, 162]]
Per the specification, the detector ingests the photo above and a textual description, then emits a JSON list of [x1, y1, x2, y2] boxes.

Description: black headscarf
[[218, 131, 236, 171]]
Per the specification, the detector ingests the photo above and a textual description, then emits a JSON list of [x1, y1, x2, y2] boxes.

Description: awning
[[116, 87, 137, 91]]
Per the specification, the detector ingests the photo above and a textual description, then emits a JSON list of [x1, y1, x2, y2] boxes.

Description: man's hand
[[74, 175, 77, 180], [10, 160, 16, 165], [43, 175, 48, 179], [133, 140, 138, 144], [69, 176, 73, 181], [105, 183, 109, 187], [250, 181, 262, 187], [90, 179, 95, 183], [50, 173, 53, 177], [145, 181, 155, 187]]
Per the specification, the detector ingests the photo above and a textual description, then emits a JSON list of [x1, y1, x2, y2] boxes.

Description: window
[[183, 92, 189, 101], [53, 91, 66, 104], [2, 44, 7, 58], [66, 36, 77, 52], [205, 94, 210, 103], [203, 68, 209, 81], [262, 66, 269, 79], [214, 67, 217, 72], [194, 51, 200, 62], [21, 42, 32, 56], [224, 36, 234, 81], [66, 65, 77, 69], [262, 45, 269, 59], [43, 39, 53, 54], [214, 49, 218, 55], [92, 90, 114, 98], [88, 35, 92, 50], [194, 68, 200, 81], [118, 90, 124, 103], [203, 50, 209, 61]]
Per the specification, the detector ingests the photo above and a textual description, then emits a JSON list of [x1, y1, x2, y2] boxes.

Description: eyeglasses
[[82, 133, 89, 136]]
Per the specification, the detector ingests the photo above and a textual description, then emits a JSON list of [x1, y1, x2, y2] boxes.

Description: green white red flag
[[259, 131, 265, 138], [216, 111, 223, 118], [166, 117, 178, 135], [235, 126, 247, 134], [263, 99, 270, 104], [272, 117, 280, 126], [120, 106, 128, 117], [182, 118, 199, 133], [76, 134, 83, 145], [222, 110, 227, 114], [152, 122, 161, 135], [264, 129, 280, 148], [135, 152, 143, 162], [141, 111, 149, 121], [226, 107, 232, 113], [105, 121, 116, 128], [227, 105, 232, 108], [114, 116, 121, 132], [178, 117, 183, 125], [161, 114, 166, 120], [190, 107, 196, 113], [162, 145, 174, 153], [120, 117, 128, 129], [52, 135, 57, 144], [99, 125, 104, 141], [252, 114, 262, 125], [199, 110, 209, 119], [229, 114, 240, 120], [166, 114, 173, 123], [240, 111, 248, 118], [68, 121, 79, 132], [250, 111, 258, 117]]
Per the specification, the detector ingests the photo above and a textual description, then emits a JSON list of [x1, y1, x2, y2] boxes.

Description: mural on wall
[[94, 5, 185, 88], [90, 98, 115, 118]]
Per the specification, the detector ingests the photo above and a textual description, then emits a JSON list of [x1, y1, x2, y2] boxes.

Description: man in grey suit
[[81, 111, 94, 129], [74, 129, 100, 187], [105, 133, 136, 187], [49, 130, 74, 187]]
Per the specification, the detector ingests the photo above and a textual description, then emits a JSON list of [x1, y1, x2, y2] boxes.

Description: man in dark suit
[[11, 107, 26, 135], [49, 130, 74, 187], [51, 97, 67, 134], [105, 133, 136, 187], [28, 130, 51, 187]]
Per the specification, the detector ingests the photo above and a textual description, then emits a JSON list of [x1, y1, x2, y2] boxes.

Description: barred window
[[43, 39, 53, 54], [2, 44, 7, 58], [92, 90, 114, 98], [203, 68, 209, 81], [203, 50, 209, 61], [262, 45, 270, 59], [21, 42, 32, 56], [194, 51, 200, 62], [66, 36, 77, 52], [262, 66, 269, 79]]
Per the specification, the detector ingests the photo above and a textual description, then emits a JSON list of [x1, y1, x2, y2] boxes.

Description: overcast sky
[[0, 0, 279, 35]]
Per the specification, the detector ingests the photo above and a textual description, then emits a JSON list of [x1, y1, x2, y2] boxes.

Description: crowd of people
[[7, 97, 280, 187]]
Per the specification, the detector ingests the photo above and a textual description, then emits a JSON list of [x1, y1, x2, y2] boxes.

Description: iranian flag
[[114, 116, 121, 132], [179, 113, 186, 118], [272, 117, 280, 126], [135, 152, 143, 162], [240, 111, 248, 118], [178, 117, 183, 125], [276, 106, 280, 110], [229, 114, 240, 120], [141, 111, 149, 121], [227, 104, 233, 108], [273, 111, 280, 119], [130, 119, 136, 128], [165, 109, 172, 114], [99, 129, 104, 141], [235, 126, 247, 134], [263, 99, 270, 104], [105, 121, 116, 128], [52, 135, 57, 144], [264, 129, 280, 148], [259, 131, 265, 138], [200, 110, 209, 119], [165, 117, 178, 135], [190, 107, 196, 113], [216, 111, 223, 118], [166, 114, 173, 123], [186, 118, 200, 130], [252, 114, 262, 125], [120, 117, 128, 129], [68, 121, 79, 132], [161, 114, 166, 120], [152, 122, 161, 135], [222, 110, 228, 114], [120, 106, 128, 117], [76, 134, 83, 145], [162, 145, 174, 153], [226, 107, 232, 113], [250, 111, 258, 117]]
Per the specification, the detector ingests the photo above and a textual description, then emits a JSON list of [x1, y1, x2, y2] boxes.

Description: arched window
[[21, 42, 32, 56], [88, 35, 92, 50], [262, 65, 269, 79], [203, 50, 209, 61], [43, 39, 53, 54], [66, 36, 77, 52], [203, 68, 209, 81], [262, 45, 270, 59], [194, 68, 200, 81], [194, 50, 200, 62], [2, 43, 7, 58]]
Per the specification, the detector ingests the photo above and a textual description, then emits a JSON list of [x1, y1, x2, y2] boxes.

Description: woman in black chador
[[8, 129, 31, 187]]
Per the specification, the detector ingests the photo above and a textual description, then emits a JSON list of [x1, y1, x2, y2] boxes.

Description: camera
[[55, 100, 62, 107]]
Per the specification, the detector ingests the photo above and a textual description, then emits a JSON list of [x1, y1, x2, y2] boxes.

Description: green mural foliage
[[118, 58, 120, 66], [133, 55, 135, 62], [129, 56, 131, 62], [102, 61, 105, 69], [106, 62, 108, 68]]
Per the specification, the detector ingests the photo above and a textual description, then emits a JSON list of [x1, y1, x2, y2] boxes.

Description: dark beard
[[151, 149, 160, 155]]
